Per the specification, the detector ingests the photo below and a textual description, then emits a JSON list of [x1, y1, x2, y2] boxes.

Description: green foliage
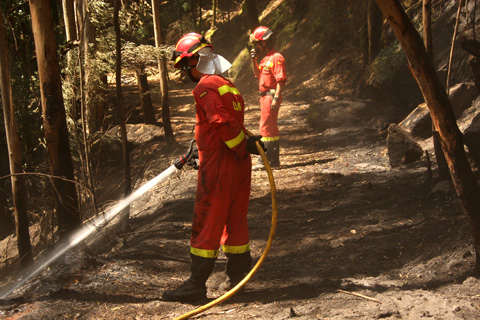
[[368, 43, 407, 86], [122, 42, 170, 69]]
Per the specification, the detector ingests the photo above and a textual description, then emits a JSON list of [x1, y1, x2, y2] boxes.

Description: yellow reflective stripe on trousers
[[190, 247, 219, 258], [222, 243, 250, 254], [261, 136, 279, 142], [225, 130, 245, 149], [218, 84, 240, 96]]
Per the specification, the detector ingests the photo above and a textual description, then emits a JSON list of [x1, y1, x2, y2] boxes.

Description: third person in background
[[250, 26, 287, 170]]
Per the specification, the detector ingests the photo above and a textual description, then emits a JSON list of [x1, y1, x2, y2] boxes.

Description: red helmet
[[172, 33, 213, 68], [250, 26, 273, 43]]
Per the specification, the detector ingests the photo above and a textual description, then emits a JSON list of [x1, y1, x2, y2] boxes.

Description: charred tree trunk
[[135, 69, 156, 125], [29, 0, 81, 237], [0, 3, 32, 265], [375, 0, 480, 275], [152, 0, 176, 146], [367, 0, 383, 65]]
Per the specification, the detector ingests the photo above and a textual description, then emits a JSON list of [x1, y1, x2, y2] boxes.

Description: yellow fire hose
[[173, 130, 278, 320]]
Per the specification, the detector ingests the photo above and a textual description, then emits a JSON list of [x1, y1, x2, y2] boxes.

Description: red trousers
[[259, 95, 280, 139], [190, 147, 251, 257]]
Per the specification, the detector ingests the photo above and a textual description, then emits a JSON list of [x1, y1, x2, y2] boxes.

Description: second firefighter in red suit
[[162, 33, 265, 302], [250, 26, 287, 170]]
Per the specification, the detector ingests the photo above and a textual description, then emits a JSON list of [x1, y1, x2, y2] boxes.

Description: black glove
[[174, 140, 198, 170], [186, 146, 199, 170], [246, 135, 266, 155]]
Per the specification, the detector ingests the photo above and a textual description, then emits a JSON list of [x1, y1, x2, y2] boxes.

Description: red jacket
[[257, 49, 287, 91]]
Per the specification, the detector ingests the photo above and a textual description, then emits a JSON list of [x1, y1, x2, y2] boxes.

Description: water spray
[[0, 142, 196, 300]]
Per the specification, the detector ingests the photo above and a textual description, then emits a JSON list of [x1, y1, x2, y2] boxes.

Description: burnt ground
[[1, 78, 480, 319]]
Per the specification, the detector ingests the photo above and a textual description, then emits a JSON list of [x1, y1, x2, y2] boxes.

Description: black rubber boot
[[262, 140, 280, 168], [162, 254, 216, 302], [268, 140, 280, 167], [218, 251, 252, 294]]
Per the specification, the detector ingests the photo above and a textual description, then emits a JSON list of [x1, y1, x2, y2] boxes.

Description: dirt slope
[[1, 80, 479, 319]]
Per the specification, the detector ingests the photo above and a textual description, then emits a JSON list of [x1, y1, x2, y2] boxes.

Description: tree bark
[[375, 0, 480, 275], [62, 0, 77, 63], [152, 0, 176, 146], [29, 0, 81, 237], [0, 3, 32, 265]]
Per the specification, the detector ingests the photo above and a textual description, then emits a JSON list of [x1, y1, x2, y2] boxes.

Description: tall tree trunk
[[135, 69, 157, 125], [114, 0, 131, 233], [375, 0, 480, 275], [245, 0, 259, 31], [0, 3, 32, 265], [62, 0, 78, 121], [62, 0, 77, 64], [29, 0, 81, 237], [151, 0, 176, 146], [367, 0, 383, 65], [77, 0, 103, 135], [423, 0, 432, 55]]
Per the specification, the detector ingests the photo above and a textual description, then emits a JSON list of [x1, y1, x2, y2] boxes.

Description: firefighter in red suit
[[162, 33, 265, 302], [250, 26, 287, 170]]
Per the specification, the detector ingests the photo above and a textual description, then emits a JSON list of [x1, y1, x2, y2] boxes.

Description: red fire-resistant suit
[[190, 74, 251, 259], [257, 49, 287, 140]]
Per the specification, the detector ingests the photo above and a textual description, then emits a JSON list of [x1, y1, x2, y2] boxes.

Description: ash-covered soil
[[1, 83, 480, 320]]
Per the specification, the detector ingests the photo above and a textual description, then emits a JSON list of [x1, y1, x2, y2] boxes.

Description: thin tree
[[375, 0, 480, 275], [29, 0, 81, 237], [367, 0, 383, 65], [245, 0, 259, 31], [114, 0, 131, 233], [152, 0, 176, 145], [62, 0, 77, 64], [423, 0, 450, 182], [0, 3, 32, 265], [212, 0, 217, 28]]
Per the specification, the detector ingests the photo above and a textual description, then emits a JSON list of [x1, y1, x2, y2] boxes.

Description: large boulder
[[386, 123, 424, 168], [399, 82, 479, 138], [449, 82, 479, 118], [462, 99, 480, 169], [399, 103, 432, 139], [308, 100, 367, 132]]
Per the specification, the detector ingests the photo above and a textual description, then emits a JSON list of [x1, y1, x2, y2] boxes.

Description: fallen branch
[[336, 289, 382, 304]]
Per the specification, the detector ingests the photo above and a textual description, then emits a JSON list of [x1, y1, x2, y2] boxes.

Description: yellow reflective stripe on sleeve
[[222, 244, 251, 254], [218, 85, 240, 96], [225, 130, 245, 149], [261, 136, 279, 142], [190, 247, 219, 258]]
